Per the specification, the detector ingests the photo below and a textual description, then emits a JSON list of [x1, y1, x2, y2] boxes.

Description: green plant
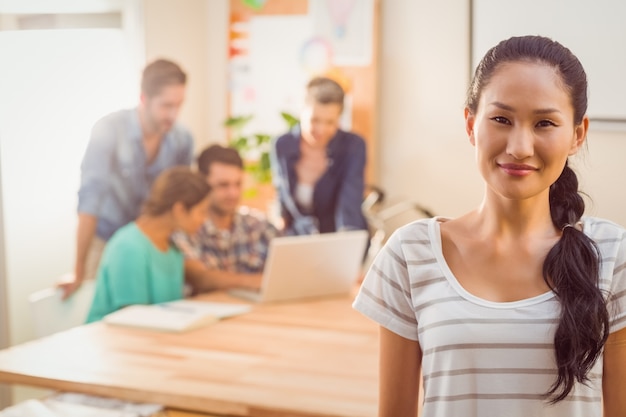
[[225, 115, 271, 184], [224, 112, 299, 185]]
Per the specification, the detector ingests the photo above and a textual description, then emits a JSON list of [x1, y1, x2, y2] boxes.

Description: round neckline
[[428, 216, 556, 309], [132, 222, 173, 254]]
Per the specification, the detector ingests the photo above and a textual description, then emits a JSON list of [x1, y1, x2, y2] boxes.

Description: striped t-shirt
[[353, 216, 626, 417]]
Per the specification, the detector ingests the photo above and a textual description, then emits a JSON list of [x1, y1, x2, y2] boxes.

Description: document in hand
[[103, 300, 252, 333]]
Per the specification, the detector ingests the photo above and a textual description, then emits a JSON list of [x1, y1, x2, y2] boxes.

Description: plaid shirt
[[172, 208, 280, 273]]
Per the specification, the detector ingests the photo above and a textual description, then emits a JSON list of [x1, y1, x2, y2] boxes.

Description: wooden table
[[0, 291, 379, 417]]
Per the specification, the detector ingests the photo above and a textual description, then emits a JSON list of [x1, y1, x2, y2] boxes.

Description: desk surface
[[0, 291, 379, 417]]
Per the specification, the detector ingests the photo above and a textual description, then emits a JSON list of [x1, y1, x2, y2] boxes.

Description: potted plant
[[224, 112, 299, 206]]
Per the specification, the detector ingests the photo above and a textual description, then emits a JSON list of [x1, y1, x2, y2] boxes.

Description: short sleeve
[[587, 217, 626, 334], [178, 129, 194, 165], [353, 228, 419, 341], [77, 115, 117, 215], [608, 230, 626, 333]]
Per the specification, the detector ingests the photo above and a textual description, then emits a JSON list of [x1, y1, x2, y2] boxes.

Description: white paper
[[0, 396, 159, 417], [163, 300, 252, 319], [103, 300, 251, 332], [50, 393, 162, 416]]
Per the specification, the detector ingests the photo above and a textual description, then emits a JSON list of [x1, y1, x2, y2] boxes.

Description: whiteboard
[[471, 0, 626, 122]]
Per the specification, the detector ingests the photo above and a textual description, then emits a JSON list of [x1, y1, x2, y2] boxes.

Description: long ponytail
[[543, 162, 609, 403]]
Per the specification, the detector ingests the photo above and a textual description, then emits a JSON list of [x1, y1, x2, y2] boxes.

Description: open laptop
[[229, 230, 369, 303]]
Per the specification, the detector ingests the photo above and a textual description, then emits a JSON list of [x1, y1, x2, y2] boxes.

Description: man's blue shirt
[[77, 108, 193, 240]]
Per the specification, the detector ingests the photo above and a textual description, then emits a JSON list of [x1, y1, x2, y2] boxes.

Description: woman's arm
[[335, 136, 367, 231], [269, 135, 296, 228], [379, 326, 422, 417], [603, 326, 626, 417], [183, 259, 262, 293]]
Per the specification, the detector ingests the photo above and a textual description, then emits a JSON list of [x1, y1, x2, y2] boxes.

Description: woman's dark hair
[[466, 35, 609, 403], [142, 166, 210, 216]]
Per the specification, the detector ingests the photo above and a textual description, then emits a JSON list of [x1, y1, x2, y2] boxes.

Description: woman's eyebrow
[[489, 101, 561, 115]]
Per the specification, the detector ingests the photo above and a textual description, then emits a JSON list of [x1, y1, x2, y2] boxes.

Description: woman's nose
[[506, 126, 534, 160]]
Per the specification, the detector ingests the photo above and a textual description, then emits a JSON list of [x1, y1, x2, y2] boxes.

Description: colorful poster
[[309, 0, 374, 66]]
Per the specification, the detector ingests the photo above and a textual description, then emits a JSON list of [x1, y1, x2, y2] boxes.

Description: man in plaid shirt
[[172, 145, 280, 293]]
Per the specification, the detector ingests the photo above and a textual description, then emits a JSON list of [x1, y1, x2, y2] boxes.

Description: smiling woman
[[354, 35, 626, 417]]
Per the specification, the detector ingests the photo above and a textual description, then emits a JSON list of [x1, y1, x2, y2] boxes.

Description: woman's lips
[[498, 163, 537, 176]]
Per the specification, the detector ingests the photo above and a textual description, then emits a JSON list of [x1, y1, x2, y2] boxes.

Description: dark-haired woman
[[353, 35, 626, 416], [86, 167, 210, 322]]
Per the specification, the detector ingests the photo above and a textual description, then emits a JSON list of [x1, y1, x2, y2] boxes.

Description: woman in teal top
[[86, 166, 211, 322]]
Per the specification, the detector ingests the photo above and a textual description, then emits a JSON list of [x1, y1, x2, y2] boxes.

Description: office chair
[[28, 278, 96, 338], [362, 185, 435, 268]]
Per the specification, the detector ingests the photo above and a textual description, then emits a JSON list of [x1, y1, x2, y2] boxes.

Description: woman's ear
[[569, 116, 589, 155], [171, 201, 186, 218], [465, 108, 476, 146]]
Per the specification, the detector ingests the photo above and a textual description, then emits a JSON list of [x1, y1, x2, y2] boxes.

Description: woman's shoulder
[[582, 217, 626, 264], [327, 131, 366, 159], [272, 131, 300, 160], [105, 223, 149, 253], [274, 128, 299, 147], [384, 217, 438, 250], [336, 130, 366, 146], [582, 216, 626, 240]]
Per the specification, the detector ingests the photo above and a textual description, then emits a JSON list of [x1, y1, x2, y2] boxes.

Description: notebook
[[103, 300, 251, 332], [229, 229, 369, 303]]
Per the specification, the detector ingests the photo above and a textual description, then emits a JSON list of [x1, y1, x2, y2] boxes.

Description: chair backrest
[[361, 187, 435, 270], [28, 279, 96, 338]]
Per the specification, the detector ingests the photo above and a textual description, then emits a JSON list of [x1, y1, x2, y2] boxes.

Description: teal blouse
[[86, 222, 183, 323]]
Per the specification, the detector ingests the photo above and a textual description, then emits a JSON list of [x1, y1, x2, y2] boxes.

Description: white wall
[[142, 0, 229, 154], [377, 0, 626, 227], [377, 0, 481, 217], [575, 130, 626, 225], [0, 145, 9, 407], [0, 2, 142, 405]]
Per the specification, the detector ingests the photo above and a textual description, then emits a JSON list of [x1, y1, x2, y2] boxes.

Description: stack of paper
[[51, 392, 163, 415], [103, 300, 252, 333], [0, 394, 163, 417]]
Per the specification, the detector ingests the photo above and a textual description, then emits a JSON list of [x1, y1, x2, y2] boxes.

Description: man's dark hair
[[196, 144, 244, 176]]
